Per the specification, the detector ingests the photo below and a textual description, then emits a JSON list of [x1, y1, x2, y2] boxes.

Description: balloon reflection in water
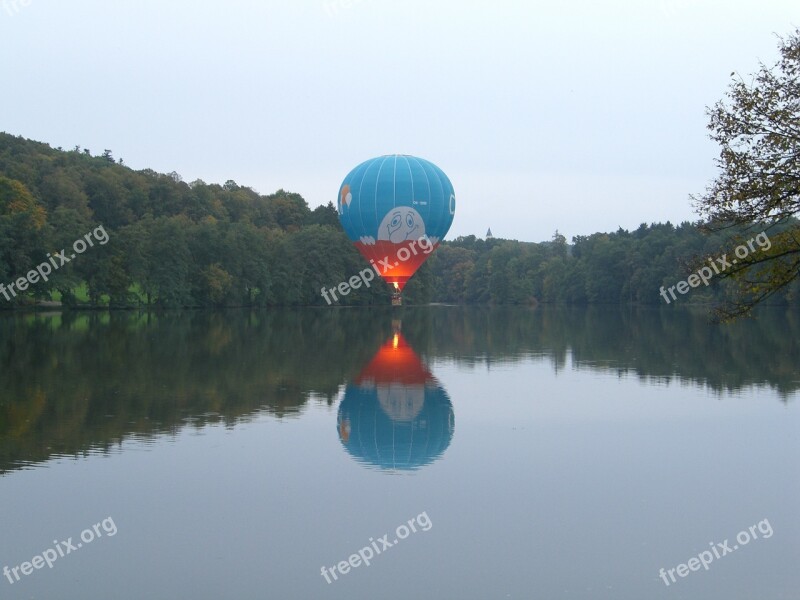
[[337, 330, 454, 471]]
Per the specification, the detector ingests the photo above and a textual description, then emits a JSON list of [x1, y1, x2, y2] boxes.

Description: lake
[[0, 306, 798, 599]]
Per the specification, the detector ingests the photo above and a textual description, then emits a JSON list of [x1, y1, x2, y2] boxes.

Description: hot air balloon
[[337, 326, 454, 471], [337, 155, 456, 305]]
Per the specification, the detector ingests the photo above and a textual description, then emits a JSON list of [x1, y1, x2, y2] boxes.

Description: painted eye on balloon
[[391, 215, 401, 228], [406, 214, 415, 229]]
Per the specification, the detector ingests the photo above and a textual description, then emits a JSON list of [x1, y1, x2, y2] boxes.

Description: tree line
[[1, 132, 798, 309]]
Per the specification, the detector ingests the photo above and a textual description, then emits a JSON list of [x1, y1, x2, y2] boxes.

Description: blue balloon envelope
[[337, 155, 456, 291]]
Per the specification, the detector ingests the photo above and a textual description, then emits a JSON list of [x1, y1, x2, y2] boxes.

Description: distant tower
[[486, 228, 493, 239]]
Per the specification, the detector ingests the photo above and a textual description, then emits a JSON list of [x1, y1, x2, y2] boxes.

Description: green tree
[[305, 201, 340, 228], [202, 263, 234, 306], [0, 177, 47, 305], [269, 189, 310, 231], [695, 29, 800, 319], [127, 217, 193, 307]]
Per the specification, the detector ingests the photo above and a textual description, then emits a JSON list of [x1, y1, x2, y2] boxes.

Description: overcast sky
[[2, 0, 798, 242]]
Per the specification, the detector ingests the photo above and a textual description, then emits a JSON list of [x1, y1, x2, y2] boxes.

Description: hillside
[[1, 132, 797, 309]]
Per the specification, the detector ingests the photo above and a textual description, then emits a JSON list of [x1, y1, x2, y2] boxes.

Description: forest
[[1, 132, 798, 309]]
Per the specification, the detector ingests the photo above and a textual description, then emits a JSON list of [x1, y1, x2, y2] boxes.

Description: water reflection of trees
[[0, 306, 796, 473]]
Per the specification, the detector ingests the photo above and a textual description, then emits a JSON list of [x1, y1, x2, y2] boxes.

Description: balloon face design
[[376, 382, 425, 421], [338, 155, 455, 292], [378, 207, 426, 243]]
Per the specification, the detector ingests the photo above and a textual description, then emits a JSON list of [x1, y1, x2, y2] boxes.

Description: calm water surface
[[0, 306, 798, 599]]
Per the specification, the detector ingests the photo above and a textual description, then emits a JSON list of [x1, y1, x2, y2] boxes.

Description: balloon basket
[[391, 292, 403, 307]]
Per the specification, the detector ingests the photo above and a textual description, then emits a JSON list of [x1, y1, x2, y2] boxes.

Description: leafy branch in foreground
[[694, 29, 800, 319]]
